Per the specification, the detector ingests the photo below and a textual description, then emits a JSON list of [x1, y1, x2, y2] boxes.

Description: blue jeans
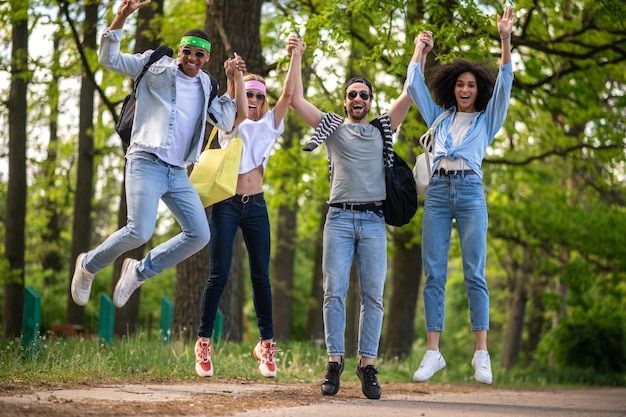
[[197, 194, 273, 340], [322, 207, 387, 358], [83, 152, 210, 280], [422, 173, 489, 332]]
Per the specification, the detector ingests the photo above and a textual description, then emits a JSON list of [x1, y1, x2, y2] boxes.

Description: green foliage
[[1, 0, 625, 387]]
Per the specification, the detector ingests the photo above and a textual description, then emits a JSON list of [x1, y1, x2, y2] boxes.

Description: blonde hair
[[244, 74, 270, 117]]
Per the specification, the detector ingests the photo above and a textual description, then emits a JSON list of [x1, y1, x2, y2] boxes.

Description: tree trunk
[[3, 0, 29, 339], [40, 32, 64, 277], [174, 230, 210, 342], [112, 184, 147, 337], [381, 228, 421, 359], [271, 204, 297, 341], [525, 273, 548, 365], [182, 0, 264, 343], [66, 1, 98, 326], [220, 232, 245, 341], [271, 119, 301, 341], [500, 253, 527, 371], [112, 0, 164, 337], [306, 204, 327, 345]]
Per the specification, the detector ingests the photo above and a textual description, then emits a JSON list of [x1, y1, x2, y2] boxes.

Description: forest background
[[1, 0, 625, 383]]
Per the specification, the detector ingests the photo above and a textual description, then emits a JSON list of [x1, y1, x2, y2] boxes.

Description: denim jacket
[[407, 61, 513, 178], [98, 29, 237, 164]]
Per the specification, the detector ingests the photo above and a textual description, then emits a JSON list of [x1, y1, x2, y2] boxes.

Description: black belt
[[329, 202, 383, 212], [435, 168, 476, 176], [231, 193, 264, 204]]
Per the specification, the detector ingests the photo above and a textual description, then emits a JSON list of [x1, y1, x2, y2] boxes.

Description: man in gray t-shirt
[[285, 35, 414, 400]]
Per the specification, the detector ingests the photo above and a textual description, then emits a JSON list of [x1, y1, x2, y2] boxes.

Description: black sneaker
[[321, 358, 344, 396], [356, 360, 382, 400]]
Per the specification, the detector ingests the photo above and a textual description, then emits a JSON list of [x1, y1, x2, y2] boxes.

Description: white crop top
[[219, 110, 284, 174]]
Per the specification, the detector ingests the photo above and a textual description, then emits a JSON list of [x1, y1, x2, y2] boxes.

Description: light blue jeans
[[322, 207, 387, 358], [422, 173, 489, 332], [83, 151, 210, 280]]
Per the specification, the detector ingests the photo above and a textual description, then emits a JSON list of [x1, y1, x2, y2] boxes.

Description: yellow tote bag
[[189, 127, 243, 207]]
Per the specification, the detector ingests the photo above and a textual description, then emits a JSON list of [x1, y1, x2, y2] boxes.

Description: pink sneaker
[[253, 340, 280, 378], [195, 339, 213, 377]]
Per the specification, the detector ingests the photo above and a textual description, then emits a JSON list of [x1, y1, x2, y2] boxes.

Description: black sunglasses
[[347, 90, 371, 100], [246, 91, 266, 100], [181, 48, 206, 59]]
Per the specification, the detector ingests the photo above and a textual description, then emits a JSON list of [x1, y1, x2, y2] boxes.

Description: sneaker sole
[[195, 364, 213, 378]]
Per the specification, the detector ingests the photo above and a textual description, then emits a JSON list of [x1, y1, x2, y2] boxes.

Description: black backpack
[[370, 118, 418, 227], [115, 46, 219, 146]]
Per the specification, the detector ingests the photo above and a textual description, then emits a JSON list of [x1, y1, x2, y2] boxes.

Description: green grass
[[1, 333, 623, 388]]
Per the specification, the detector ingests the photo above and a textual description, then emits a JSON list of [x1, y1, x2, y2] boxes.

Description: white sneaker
[[472, 350, 493, 384], [113, 258, 143, 308], [413, 350, 446, 382], [194, 339, 214, 377], [253, 340, 280, 378], [71, 253, 95, 306]]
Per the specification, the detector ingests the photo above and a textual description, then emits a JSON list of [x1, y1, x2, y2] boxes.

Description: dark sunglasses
[[181, 48, 206, 59], [246, 91, 266, 100], [347, 90, 371, 101]]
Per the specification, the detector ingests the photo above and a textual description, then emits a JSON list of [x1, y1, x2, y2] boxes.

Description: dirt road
[[1, 380, 624, 417]]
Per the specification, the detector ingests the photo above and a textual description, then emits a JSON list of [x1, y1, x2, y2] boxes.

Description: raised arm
[[271, 39, 302, 129], [387, 82, 413, 131], [285, 36, 323, 129], [387, 31, 435, 130], [497, 7, 516, 65], [226, 53, 249, 129]]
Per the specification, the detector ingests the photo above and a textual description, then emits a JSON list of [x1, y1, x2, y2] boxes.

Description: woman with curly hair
[[407, 7, 516, 385]]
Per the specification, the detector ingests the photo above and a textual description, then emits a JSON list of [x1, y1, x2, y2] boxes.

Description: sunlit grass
[[1, 333, 623, 388]]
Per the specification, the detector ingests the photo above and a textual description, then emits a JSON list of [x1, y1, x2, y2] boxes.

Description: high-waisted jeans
[[83, 151, 210, 280], [422, 173, 489, 332], [322, 206, 387, 358], [197, 194, 273, 340]]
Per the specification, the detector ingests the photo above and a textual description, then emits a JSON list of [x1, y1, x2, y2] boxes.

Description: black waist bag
[[116, 45, 173, 146]]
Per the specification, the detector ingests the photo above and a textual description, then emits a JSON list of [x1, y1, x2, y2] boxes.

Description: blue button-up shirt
[[98, 29, 237, 165], [407, 61, 513, 178]]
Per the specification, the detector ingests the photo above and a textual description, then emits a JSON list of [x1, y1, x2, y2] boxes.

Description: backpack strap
[[206, 74, 219, 124], [369, 113, 394, 168], [132, 45, 173, 93]]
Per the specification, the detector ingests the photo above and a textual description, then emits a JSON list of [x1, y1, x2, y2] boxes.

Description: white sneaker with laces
[[472, 350, 493, 384], [253, 340, 279, 378], [413, 350, 446, 382], [194, 338, 214, 377], [71, 253, 95, 306], [113, 258, 143, 308]]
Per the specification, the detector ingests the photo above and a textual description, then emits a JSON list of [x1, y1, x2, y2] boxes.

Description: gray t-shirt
[[326, 120, 386, 204]]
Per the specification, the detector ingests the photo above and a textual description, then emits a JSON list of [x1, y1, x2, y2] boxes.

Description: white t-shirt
[[438, 111, 477, 171], [219, 110, 284, 174], [153, 71, 203, 167]]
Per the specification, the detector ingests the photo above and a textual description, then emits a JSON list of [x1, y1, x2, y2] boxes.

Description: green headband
[[179, 36, 211, 53]]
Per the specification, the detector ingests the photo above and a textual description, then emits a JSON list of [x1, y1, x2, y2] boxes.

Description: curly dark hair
[[427, 59, 496, 112], [182, 29, 211, 42]]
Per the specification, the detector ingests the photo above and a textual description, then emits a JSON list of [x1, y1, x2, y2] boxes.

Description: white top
[[152, 71, 203, 167], [219, 110, 284, 174], [438, 111, 476, 171]]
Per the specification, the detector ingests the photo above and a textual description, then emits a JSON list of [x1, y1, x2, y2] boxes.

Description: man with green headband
[[70, 0, 248, 311]]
